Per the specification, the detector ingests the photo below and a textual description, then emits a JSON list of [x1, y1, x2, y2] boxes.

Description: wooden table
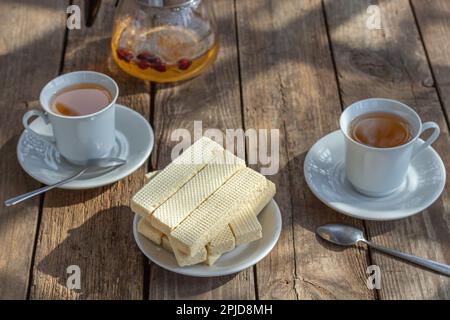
[[1, 0, 449, 300]]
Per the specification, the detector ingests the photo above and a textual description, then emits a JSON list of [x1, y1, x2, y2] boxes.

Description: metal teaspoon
[[316, 224, 450, 276], [4, 157, 126, 207]]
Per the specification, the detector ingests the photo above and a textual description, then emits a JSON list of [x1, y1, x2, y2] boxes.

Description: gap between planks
[[26, 17, 71, 299], [320, 0, 380, 300]]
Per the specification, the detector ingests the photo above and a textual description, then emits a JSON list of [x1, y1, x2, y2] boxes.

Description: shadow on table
[[7, 0, 450, 298], [0, 134, 40, 239], [36, 202, 239, 298], [278, 147, 449, 255], [36, 205, 142, 298], [5, 0, 450, 125], [148, 265, 239, 298], [3, 0, 450, 114], [0, 134, 39, 197], [0, 134, 114, 208], [277, 150, 397, 247], [42, 185, 114, 208]]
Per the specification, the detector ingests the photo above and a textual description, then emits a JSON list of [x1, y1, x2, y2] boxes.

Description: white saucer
[[304, 130, 446, 221], [133, 199, 282, 277], [17, 104, 154, 190]]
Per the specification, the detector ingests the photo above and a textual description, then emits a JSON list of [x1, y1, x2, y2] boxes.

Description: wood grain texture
[[147, 0, 256, 300], [236, 0, 374, 299], [30, 0, 151, 299], [412, 0, 450, 128], [323, 0, 450, 299], [3, 0, 449, 301], [0, 0, 68, 299]]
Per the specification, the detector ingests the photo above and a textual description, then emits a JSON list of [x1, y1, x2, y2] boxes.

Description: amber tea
[[51, 83, 112, 117], [112, 20, 218, 83], [349, 112, 412, 148]]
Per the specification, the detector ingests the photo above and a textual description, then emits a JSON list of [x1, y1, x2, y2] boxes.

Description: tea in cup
[[50, 83, 112, 117], [340, 98, 440, 197], [22, 71, 119, 165]]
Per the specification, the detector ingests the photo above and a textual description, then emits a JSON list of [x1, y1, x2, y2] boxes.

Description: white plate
[[133, 199, 282, 277], [17, 104, 154, 189], [304, 130, 446, 221]]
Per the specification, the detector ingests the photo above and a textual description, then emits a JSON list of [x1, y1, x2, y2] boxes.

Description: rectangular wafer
[[150, 155, 245, 234], [169, 168, 275, 256], [131, 137, 224, 218], [145, 171, 263, 247], [229, 206, 263, 246], [206, 225, 235, 256], [169, 237, 207, 267], [205, 253, 222, 266], [137, 218, 163, 245], [161, 235, 173, 253], [138, 219, 232, 266]]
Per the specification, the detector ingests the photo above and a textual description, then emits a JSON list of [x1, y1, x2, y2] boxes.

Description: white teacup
[[340, 98, 440, 197], [22, 71, 119, 165]]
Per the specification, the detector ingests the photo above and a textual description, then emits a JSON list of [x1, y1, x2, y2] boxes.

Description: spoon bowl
[[316, 224, 366, 246]]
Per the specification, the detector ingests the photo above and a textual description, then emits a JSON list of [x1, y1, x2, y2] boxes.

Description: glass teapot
[[87, 0, 218, 83]]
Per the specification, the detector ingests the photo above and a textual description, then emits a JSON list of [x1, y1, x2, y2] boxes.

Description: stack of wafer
[[130, 137, 275, 267]]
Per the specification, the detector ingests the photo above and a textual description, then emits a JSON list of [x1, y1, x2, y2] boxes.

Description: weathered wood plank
[[412, 0, 450, 130], [324, 0, 450, 299], [30, 0, 150, 299], [148, 0, 255, 299], [0, 0, 68, 299], [236, 0, 373, 299]]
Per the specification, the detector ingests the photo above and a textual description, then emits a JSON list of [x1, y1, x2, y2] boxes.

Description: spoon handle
[[365, 240, 450, 276], [4, 169, 87, 207]]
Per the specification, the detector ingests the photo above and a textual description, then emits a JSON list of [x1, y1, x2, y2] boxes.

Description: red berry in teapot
[[152, 63, 167, 72], [137, 59, 151, 69], [178, 59, 192, 70], [116, 48, 133, 62], [137, 51, 158, 63]]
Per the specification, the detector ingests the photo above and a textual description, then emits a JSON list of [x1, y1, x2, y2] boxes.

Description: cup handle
[[22, 109, 56, 143], [412, 121, 440, 159]]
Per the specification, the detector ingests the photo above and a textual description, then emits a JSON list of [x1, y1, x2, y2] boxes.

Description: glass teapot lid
[[139, 0, 199, 8]]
